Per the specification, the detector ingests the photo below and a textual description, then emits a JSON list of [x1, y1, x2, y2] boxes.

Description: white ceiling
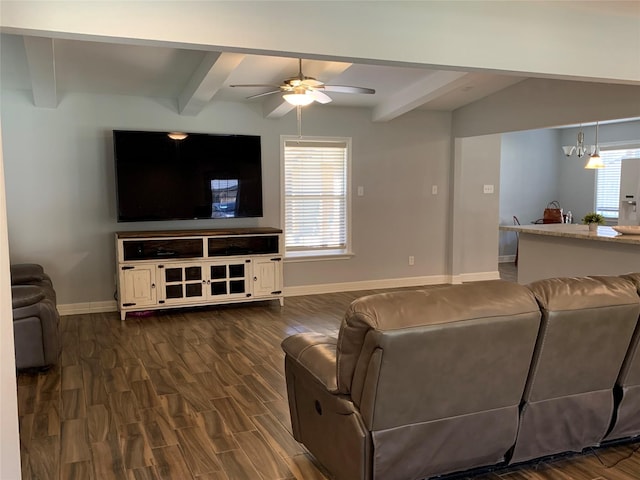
[[1, 33, 527, 120]]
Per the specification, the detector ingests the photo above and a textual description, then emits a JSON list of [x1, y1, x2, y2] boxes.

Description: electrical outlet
[[408, 256, 415, 266], [357, 186, 364, 196], [432, 185, 438, 195]]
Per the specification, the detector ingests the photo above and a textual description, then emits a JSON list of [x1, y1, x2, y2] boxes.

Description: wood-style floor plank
[[16, 269, 640, 479], [217, 449, 262, 480], [60, 418, 91, 463], [61, 460, 94, 480], [234, 429, 294, 479], [174, 425, 223, 475], [196, 409, 240, 454]]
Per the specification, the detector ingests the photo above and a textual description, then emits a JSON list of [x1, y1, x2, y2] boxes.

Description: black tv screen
[[113, 130, 263, 222]]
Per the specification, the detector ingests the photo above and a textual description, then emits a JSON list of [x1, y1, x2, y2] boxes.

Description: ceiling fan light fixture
[[283, 93, 314, 106]]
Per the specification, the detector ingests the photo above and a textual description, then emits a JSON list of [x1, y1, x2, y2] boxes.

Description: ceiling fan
[[231, 59, 375, 106]]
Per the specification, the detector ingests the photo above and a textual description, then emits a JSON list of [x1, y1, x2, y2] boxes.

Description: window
[[595, 148, 640, 219], [282, 137, 351, 258]]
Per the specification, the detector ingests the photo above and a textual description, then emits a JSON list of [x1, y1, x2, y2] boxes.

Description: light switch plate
[[483, 184, 494, 194]]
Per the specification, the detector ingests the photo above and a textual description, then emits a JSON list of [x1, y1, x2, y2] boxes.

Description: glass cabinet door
[[207, 260, 250, 299], [160, 264, 205, 304]]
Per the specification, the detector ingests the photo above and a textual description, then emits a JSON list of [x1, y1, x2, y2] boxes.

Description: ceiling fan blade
[[307, 89, 332, 104], [246, 90, 282, 100], [322, 85, 376, 95], [230, 84, 281, 88], [301, 78, 324, 88]]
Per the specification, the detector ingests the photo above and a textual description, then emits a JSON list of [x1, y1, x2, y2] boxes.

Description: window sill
[[285, 250, 354, 263]]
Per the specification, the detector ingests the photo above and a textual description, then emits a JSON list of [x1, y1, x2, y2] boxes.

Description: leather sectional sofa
[[11, 263, 60, 370], [282, 275, 640, 480]]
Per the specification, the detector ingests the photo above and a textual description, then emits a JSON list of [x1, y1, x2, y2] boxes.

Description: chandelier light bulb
[[283, 93, 314, 106], [283, 86, 314, 106]]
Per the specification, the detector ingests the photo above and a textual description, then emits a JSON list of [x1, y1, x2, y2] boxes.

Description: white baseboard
[[284, 275, 450, 297], [451, 271, 502, 284], [59, 271, 502, 315], [499, 255, 516, 263], [58, 300, 117, 316]]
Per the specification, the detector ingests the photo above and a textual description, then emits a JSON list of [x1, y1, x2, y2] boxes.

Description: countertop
[[499, 223, 640, 246]]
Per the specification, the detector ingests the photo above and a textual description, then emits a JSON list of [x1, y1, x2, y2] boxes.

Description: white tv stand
[[115, 228, 284, 321]]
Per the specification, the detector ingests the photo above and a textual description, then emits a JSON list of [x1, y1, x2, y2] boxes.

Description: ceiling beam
[[372, 71, 470, 122], [262, 93, 294, 119], [262, 61, 353, 119], [178, 52, 245, 116], [23, 36, 57, 108], [3, 2, 639, 85]]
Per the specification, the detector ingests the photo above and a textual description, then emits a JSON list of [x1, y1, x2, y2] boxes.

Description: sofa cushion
[[336, 281, 540, 396], [524, 276, 639, 401]]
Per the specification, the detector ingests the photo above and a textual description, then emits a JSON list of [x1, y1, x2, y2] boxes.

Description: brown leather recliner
[[511, 276, 640, 463], [282, 281, 542, 480]]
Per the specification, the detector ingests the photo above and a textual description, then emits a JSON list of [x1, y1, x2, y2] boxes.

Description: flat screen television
[[113, 130, 263, 222]]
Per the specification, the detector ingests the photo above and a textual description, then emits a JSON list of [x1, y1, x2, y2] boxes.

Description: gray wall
[[1, 89, 452, 306], [4, 88, 637, 305], [452, 134, 502, 279], [499, 129, 560, 257], [4, 88, 638, 306]]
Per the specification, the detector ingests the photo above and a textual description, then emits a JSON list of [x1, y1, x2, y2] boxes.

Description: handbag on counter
[[543, 200, 563, 224]]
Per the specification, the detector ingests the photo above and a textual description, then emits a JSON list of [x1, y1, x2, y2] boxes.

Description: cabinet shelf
[[115, 228, 283, 320], [123, 238, 204, 261]]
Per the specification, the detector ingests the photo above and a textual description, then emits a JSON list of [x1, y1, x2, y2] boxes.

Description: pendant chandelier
[[561, 122, 604, 169], [584, 122, 603, 169]]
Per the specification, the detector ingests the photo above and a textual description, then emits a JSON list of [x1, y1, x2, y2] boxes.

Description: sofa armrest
[[12, 285, 45, 309], [10, 263, 46, 284], [282, 333, 339, 393]]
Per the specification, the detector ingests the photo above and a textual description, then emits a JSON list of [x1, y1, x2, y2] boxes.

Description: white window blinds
[[596, 148, 640, 219], [284, 139, 349, 253]]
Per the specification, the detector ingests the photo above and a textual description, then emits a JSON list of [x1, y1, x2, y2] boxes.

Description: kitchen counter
[[500, 223, 640, 245], [499, 223, 640, 284]]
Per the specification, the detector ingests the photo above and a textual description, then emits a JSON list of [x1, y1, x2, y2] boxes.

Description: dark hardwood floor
[[16, 268, 640, 479]]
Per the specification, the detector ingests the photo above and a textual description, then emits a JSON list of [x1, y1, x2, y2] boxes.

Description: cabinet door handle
[[253, 276, 258, 281], [151, 283, 156, 289]]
